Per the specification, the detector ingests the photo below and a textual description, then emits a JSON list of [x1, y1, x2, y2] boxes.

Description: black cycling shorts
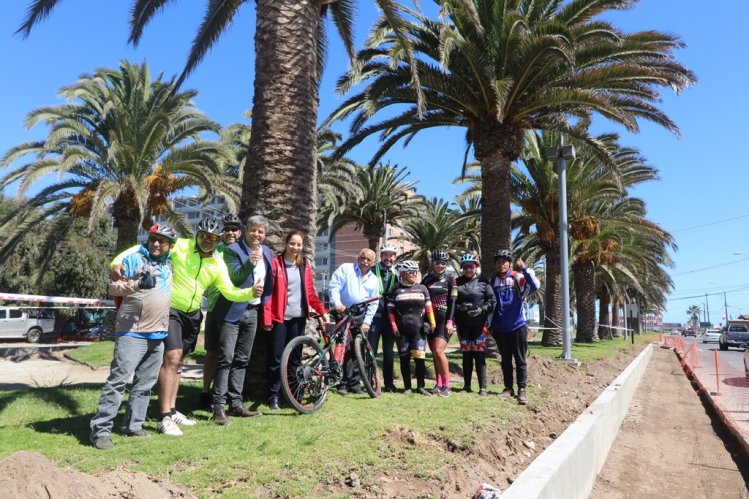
[[166, 308, 203, 352]]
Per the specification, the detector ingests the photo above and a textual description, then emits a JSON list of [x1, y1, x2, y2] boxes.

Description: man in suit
[[210, 215, 275, 424]]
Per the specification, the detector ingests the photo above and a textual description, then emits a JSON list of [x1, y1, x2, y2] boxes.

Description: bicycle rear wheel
[[281, 335, 330, 414], [354, 334, 381, 398]]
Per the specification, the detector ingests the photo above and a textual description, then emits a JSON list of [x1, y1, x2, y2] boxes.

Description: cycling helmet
[[396, 260, 419, 275], [221, 212, 242, 229], [379, 242, 398, 255], [432, 249, 449, 263], [148, 223, 177, 242], [494, 249, 513, 261], [460, 252, 480, 266], [197, 216, 224, 236]]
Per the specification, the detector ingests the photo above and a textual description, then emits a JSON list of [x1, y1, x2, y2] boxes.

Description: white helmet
[[395, 260, 419, 275], [379, 242, 398, 255]]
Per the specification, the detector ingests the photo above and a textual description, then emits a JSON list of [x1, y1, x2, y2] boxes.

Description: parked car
[[719, 321, 749, 351], [703, 329, 722, 343], [0, 307, 55, 343]]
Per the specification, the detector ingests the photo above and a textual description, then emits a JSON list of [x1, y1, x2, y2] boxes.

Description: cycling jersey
[[387, 284, 436, 335], [112, 238, 254, 314], [454, 275, 496, 329], [421, 271, 458, 321]]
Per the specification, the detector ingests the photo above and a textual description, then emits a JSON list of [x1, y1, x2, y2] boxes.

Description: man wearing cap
[[489, 249, 540, 405], [201, 213, 246, 407], [368, 243, 399, 391]]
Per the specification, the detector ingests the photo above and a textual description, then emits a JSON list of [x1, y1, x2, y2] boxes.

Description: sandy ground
[[591, 347, 749, 498]]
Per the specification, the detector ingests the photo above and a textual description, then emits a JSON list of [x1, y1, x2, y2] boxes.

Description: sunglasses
[[199, 232, 220, 243], [462, 264, 477, 270], [224, 226, 242, 232], [405, 270, 418, 275], [434, 261, 447, 266], [148, 236, 172, 245]]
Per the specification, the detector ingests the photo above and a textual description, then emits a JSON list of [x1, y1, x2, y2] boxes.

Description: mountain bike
[[280, 297, 381, 414]]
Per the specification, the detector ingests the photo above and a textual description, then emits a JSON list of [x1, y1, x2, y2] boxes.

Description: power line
[[671, 213, 749, 233]]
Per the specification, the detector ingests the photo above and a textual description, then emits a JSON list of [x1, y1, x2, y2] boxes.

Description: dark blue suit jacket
[[214, 239, 274, 323]]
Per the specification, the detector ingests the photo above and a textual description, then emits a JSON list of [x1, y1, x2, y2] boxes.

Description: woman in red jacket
[[263, 230, 329, 410]]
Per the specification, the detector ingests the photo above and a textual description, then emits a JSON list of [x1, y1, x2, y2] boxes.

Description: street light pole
[[547, 137, 579, 365]]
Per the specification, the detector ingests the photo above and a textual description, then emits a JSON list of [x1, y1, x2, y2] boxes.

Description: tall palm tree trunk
[[241, 0, 320, 251], [611, 295, 622, 337], [474, 126, 523, 265], [573, 261, 598, 342], [542, 248, 563, 346], [597, 288, 612, 340]]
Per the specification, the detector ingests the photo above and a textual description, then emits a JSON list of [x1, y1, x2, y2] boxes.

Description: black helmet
[[197, 216, 224, 236], [148, 223, 177, 242], [494, 249, 513, 261], [432, 250, 449, 262], [221, 213, 242, 229]]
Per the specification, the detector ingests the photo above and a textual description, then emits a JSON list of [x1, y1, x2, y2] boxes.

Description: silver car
[[703, 329, 722, 343]]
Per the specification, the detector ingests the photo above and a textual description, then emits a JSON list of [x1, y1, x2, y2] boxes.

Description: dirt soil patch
[[317, 346, 649, 498], [0, 450, 196, 499]]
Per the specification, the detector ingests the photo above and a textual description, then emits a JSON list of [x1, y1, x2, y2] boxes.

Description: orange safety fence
[[673, 338, 749, 447]]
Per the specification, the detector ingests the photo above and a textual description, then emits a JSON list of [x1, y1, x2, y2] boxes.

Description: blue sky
[[1, 1, 747, 324]]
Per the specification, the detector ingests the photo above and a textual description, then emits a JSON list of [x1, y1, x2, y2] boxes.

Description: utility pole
[[547, 137, 579, 366], [705, 293, 710, 324]]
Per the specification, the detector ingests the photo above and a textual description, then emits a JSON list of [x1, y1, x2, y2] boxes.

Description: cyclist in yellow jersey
[[111, 216, 261, 436]]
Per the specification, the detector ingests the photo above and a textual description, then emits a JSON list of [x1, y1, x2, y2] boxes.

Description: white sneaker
[[157, 416, 183, 436], [172, 410, 197, 426]]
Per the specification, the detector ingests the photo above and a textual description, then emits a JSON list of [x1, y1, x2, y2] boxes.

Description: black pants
[[266, 317, 306, 398], [494, 325, 528, 389], [457, 323, 487, 390], [341, 328, 361, 389], [368, 316, 396, 387]]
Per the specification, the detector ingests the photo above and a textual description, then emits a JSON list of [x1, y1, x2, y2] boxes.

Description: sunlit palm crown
[[0, 61, 231, 251]]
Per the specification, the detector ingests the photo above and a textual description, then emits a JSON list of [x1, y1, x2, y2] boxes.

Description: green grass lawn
[[4, 332, 654, 497], [528, 332, 659, 363]]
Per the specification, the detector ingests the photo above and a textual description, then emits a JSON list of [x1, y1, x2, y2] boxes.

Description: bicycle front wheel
[[354, 334, 381, 398], [281, 335, 330, 414]]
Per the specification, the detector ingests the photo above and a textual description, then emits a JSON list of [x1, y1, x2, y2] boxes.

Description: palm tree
[[0, 61, 230, 252], [316, 127, 364, 224], [399, 197, 468, 273], [17, 0, 416, 254], [328, 0, 695, 266], [687, 305, 702, 330], [320, 163, 423, 251]]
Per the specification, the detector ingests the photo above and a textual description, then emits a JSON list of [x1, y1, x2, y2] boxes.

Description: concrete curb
[[502, 343, 653, 499]]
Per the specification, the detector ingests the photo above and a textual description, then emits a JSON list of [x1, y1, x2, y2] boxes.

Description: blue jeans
[[212, 307, 259, 407], [90, 335, 164, 439], [368, 316, 395, 387]]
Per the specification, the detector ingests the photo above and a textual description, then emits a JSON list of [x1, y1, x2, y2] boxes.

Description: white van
[[0, 307, 55, 343]]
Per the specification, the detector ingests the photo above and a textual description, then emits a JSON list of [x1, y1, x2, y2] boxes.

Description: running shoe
[[172, 410, 197, 426], [157, 416, 183, 436]]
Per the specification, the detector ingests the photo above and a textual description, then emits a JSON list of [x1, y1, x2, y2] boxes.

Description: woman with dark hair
[[421, 250, 457, 396], [263, 231, 329, 410], [454, 252, 496, 396]]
